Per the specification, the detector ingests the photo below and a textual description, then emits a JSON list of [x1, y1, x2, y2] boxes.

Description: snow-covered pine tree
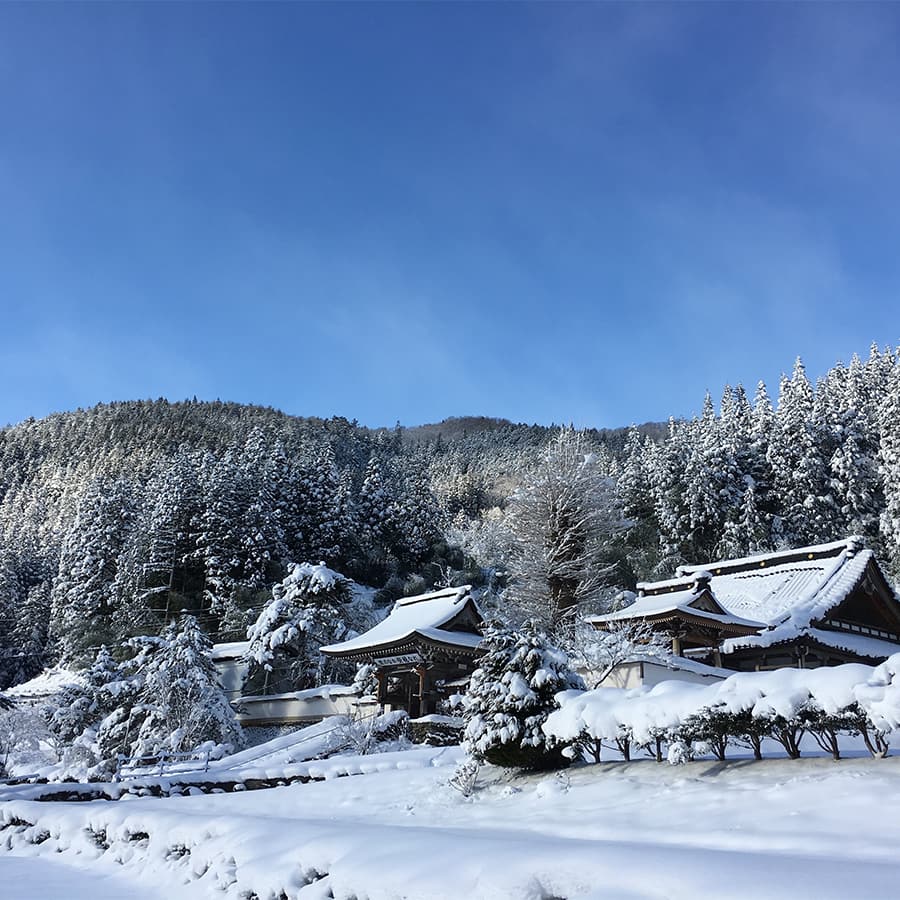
[[296, 443, 348, 566], [195, 450, 256, 636], [744, 380, 777, 548], [685, 393, 736, 560], [240, 428, 288, 589], [718, 482, 770, 558], [351, 452, 402, 583], [93, 635, 166, 769], [715, 385, 763, 558], [878, 362, 900, 576], [116, 451, 205, 633], [648, 419, 693, 573], [617, 426, 654, 525], [49, 476, 137, 665], [462, 621, 584, 770], [355, 454, 395, 558], [391, 453, 444, 568], [132, 615, 243, 757], [44, 644, 123, 751], [822, 354, 883, 545], [9, 580, 52, 687], [615, 426, 662, 578], [0, 553, 23, 689], [767, 359, 838, 546], [244, 562, 354, 693]]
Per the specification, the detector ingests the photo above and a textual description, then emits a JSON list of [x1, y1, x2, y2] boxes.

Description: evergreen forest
[[1, 344, 900, 690]]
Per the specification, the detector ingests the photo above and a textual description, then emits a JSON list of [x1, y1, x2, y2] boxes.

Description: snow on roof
[[802, 628, 900, 659], [703, 556, 848, 626], [211, 640, 251, 661], [723, 625, 900, 660], [636, 575, 697, 593], [710, 547, 873, 637], [589, 589, 694, 621], [677, 536, 864, 577], [631, 538, 879, 637], [588, 588, 763, 630], [635, 655, 734, 679], [414, 627, 483, 650], [7, 667, 85, 699], [238, 684, 358, 703], [320, 585, 480, 656]]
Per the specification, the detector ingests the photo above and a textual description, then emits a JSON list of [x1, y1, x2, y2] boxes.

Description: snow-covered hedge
[[544, 654, 900, 763]]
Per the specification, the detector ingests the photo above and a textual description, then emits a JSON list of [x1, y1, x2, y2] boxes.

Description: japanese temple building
[[320, 585, 484, 717], [589, 537, 900, 671]]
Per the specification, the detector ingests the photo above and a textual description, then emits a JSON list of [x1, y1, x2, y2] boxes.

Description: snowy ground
[[0, 853, 185, 899], [3, 748, 900, 899]]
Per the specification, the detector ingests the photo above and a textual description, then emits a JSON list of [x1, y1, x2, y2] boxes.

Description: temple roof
[[723, 626, 900, 661], [320, 585, 483, 659], [588, 586, 763, 631], [598, 537, 900, 658], [671, 537, 875, 629]]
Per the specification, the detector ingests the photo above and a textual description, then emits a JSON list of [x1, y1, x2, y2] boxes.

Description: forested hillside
[[0, 400, 637, 686], [1, 344, 899, 690]]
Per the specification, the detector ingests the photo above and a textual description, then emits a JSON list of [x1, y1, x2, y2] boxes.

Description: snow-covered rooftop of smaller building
[[589, 588, 763, 630], [211, 640, 251, 661], [321, 585, 480, 656], [630, 654, 734, 679], [723, 625, 900, 660], [239, 684, 358, 703], [676, 536, 864, 578]]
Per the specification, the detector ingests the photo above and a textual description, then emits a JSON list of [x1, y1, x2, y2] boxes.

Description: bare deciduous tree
[[506, 429, 623, 635], [564, 618, 671, 689]]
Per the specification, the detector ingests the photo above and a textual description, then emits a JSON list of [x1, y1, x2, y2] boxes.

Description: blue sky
[[1, 2, 899, 430]]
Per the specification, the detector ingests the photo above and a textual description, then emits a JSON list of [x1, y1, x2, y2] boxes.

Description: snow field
[[0, 853, 189, 900], [4, 750, 900, 899]]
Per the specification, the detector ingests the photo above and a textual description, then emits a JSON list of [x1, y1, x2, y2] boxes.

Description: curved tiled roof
[[320, 585, 482, 657]]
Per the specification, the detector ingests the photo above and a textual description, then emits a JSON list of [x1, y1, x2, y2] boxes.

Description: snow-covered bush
[[448, 757, 480, 797], [351, 662, 379, 698], [44, 646, 122, 749], [0, 704, 55, 776], [244, 562, 353, 693], [335, 709, 409, 756], [63, 621, 245, 775], [463, 621, 584, 771], [680, 706, 737, 762], [799, 701, 871, 761], [666, 738, 693, 766], [92, 636, 167, 773], [727, 708, 772, 760]]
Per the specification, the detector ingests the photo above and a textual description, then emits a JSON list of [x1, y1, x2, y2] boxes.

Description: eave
[[320, 628, 483, 663]]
